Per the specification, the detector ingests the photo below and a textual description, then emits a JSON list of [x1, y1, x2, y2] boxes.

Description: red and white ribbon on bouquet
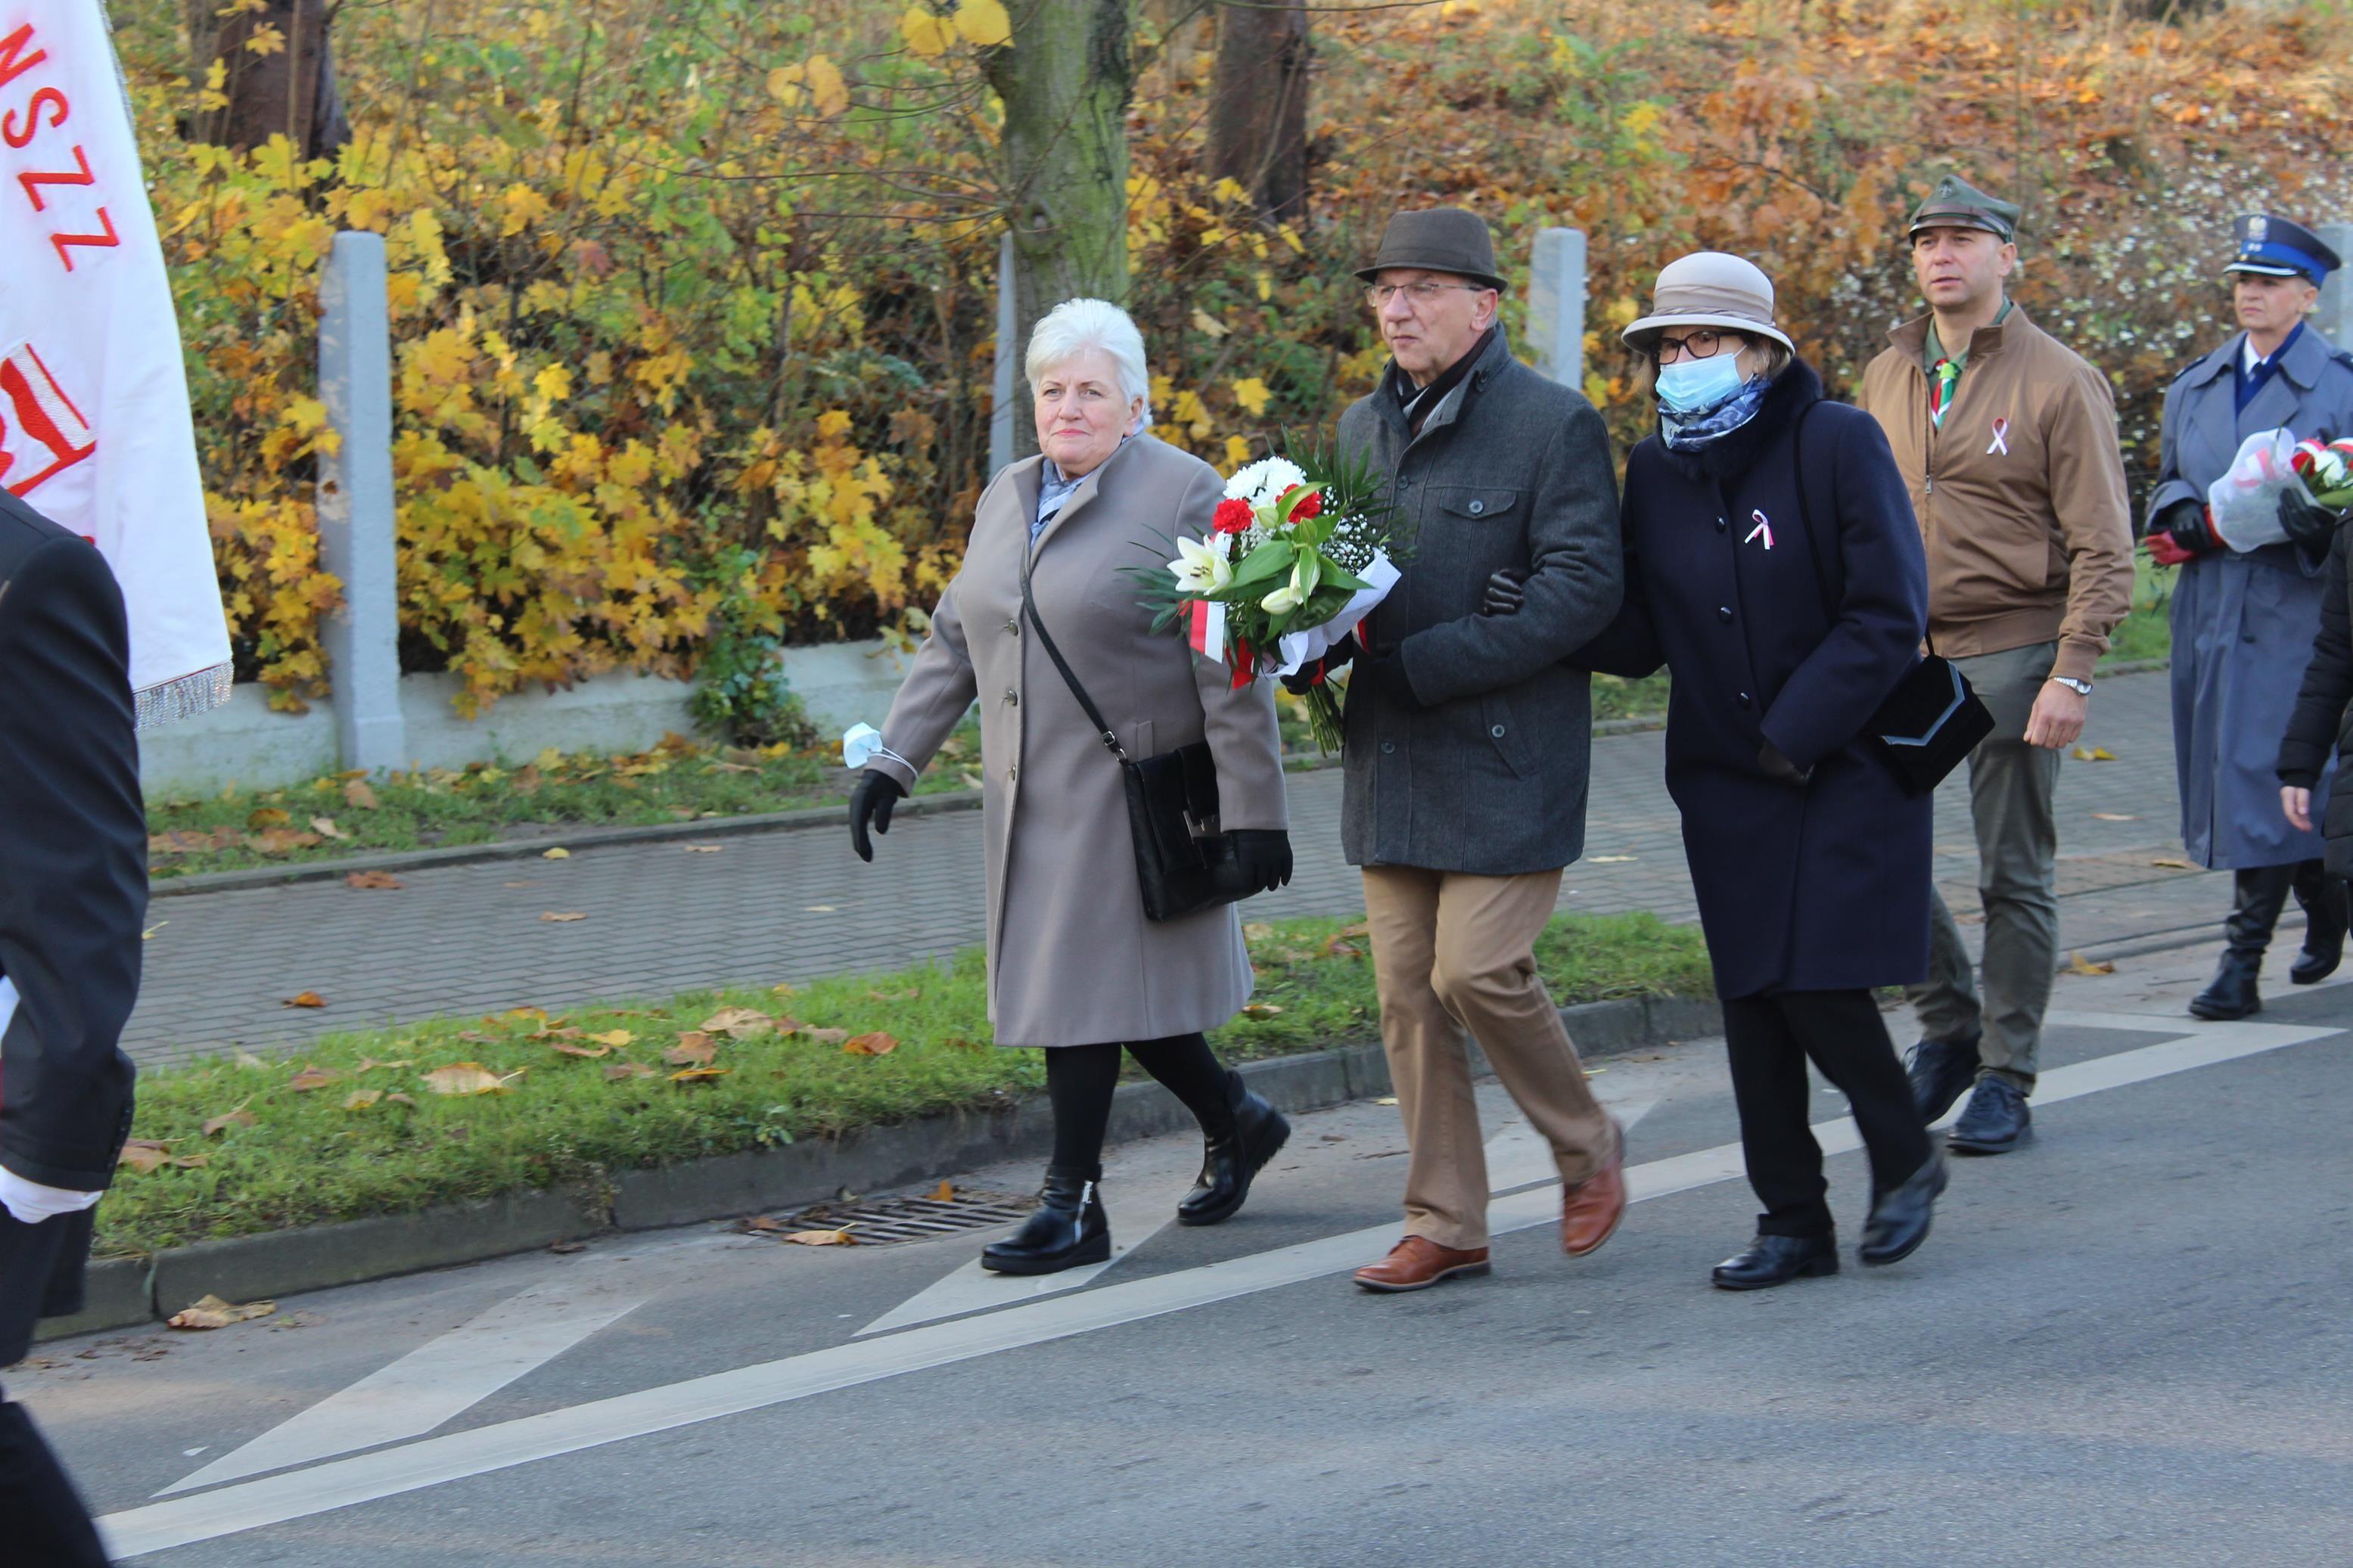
[[0, 1, 228, 727]]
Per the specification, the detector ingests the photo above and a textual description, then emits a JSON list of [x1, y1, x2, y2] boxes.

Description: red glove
[[2146, 531, 2194, 567]]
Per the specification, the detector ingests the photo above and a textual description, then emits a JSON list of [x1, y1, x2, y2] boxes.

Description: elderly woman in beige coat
[[848, 298, 1295, 1275]]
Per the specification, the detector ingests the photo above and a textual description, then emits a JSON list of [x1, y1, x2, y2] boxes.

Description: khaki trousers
[[1362, 865, 1617, 1250]]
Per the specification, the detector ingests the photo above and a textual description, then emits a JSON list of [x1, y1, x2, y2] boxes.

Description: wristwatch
[[2050, 675, 2093, 696]]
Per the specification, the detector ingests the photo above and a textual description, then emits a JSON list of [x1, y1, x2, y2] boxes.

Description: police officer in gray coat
[[2145, 214, 2353, 1019]]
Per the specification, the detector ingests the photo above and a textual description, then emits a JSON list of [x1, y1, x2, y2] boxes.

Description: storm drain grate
[[757, 1188, 1037, 1245]]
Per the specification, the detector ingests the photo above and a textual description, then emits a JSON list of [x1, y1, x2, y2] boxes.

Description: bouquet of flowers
[[2292, 437, 2353, 511], [1138, 443, 1408, 753]]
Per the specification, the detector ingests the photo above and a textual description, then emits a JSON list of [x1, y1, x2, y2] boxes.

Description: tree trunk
[[1208, 0, 1309, 223], [985, 0, 1133, 461], [191, 0, 350, 159]]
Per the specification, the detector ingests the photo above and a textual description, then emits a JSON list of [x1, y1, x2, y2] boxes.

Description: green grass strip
[[98, 911, 1712, 1257]]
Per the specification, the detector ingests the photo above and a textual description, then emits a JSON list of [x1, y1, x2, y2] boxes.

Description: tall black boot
[[2191, 867, 2295, 1020], [2290, 861, 2348, 985], [1177, 1073, 1291, 1227], [981, 1165, 1111, 1275]]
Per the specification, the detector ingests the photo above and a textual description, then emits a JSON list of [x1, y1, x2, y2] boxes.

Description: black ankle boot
[[2192, 867, 2292, 1020], [1177, 1076, 1291, 1227], [981, 1165, 1111, 1275], [2291, 863, 2348, 986]]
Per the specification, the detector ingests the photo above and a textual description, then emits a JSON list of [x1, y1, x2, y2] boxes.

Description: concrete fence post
[[989, 230, 1016, 479], [1527, 228, 1589, 393], [315, 231, 407, 775], [2317, 222, 2353, 352]]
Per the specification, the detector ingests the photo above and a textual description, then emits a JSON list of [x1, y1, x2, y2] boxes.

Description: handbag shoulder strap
[[1021, 552, 1130, 761], [1787, 396, 1938, 656]]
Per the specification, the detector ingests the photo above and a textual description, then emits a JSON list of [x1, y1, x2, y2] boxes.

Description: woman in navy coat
[[1574, 253, 1944, 1290]]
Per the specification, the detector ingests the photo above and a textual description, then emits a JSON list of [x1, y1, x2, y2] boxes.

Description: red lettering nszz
[[2, 86, 67, 149], [18, 142, 92, 212], [0, 25, 47, 92], [50, 207, 119, 271]]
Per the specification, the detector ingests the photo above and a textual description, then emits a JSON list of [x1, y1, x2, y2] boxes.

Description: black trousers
[[1045, 1032, 1237, 1175], [1722, 989, 1933, 1239], [0, 1392, 110, 1566]]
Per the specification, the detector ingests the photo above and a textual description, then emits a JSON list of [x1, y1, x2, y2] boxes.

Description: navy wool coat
[[1579, 363, 1932, 1000]]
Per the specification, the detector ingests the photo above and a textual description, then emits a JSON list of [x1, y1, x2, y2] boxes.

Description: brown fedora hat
[[1354, 208, 1506, 291]]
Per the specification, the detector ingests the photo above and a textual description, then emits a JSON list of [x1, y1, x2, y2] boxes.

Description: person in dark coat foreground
[[0, 489, 147, 1566], [1570, 253, 1944, 1290], [2279, 520, 2353, 883]]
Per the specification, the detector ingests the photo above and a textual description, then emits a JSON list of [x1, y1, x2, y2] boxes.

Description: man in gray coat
[[1299, 209, 1628, 1292]]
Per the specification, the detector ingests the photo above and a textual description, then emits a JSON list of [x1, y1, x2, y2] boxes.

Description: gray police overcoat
[[2148, 324, 2353, 868], [870, 434, 1288, 1048], [1335, 327, 1625, 873]]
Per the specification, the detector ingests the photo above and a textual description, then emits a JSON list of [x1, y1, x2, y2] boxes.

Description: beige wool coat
[[870, 434, 1288, 1048]]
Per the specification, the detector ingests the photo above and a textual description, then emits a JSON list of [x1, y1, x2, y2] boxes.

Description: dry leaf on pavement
[[168, 1294, 277, 1330], [281, 991, 328, 1009], [780, 1227, 857, 1247], [2072, 745, 2118, 762], [542, 846, 571, 859], [1240, 1003, 1285, 1019], [540, 911, 587, 923], [843, 1032, 899, 1056], [421, 1063, 514, 1096], [202, 1107, 256, 1137], [2151, 857, 2197, 871], [664, 1033, 717, 1066], [932, 1180, 955, 1202], [346, 871, 405, 890], [2067, 953, 2117, 977], [286, 1067, 340, 1091], [343, 779, 380, 809], [682, 843, 725, 853]]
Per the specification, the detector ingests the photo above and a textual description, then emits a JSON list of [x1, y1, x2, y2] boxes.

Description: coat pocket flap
[[1435, 489, 1521, 521]]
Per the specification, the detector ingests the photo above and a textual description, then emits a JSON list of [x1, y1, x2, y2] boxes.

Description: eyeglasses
[[1654, 328, 1740, 365], [1363, 281, 1493, 309]]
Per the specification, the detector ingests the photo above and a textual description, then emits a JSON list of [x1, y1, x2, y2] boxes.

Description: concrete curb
[[36, 992, 1720, 1342]]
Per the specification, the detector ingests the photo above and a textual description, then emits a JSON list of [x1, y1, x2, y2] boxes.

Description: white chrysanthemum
[[1224, 456, 1307, 507]]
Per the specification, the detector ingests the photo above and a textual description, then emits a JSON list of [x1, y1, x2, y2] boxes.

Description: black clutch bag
[[1791, 400, 1995, 796], [1021, 560, 1258, 923]]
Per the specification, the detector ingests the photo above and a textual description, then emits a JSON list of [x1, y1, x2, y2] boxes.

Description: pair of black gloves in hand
[[1276, 568, 1531, 706], [2153, 489, 2342, 559], [848, 770, 1294, 891]]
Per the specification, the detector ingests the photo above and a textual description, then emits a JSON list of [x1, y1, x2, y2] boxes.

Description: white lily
[[1167, 535, 1234, 595], [1260, 554, 1318, 616]]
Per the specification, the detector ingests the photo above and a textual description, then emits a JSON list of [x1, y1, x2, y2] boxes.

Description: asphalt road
[[20, 943, 2351, 1566]]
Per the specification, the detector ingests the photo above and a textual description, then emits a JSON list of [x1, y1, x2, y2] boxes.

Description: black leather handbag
[[1790, 399, 1995, 797], [1021, 560, 1257, 922]]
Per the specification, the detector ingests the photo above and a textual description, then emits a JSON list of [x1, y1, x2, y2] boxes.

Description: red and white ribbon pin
[[1986, 417, 2010, 456], [1743, 510, 1774, 549]]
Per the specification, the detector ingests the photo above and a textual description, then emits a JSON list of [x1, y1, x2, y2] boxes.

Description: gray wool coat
[[2149, 324, 2353, 868], [870, 434, 1288, 1048], [1335, 327, 1625, 872]]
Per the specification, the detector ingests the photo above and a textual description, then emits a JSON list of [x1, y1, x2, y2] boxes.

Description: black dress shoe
[[2292, 871, 2348, 985], [981, 1165, 1111, 1275], [1860, 1149, 1947, 1266], [1947, 1075, 2031, 1155], [2190, 949, 2263, 1020], [1177, 1079, 1291, 1227], [1711, 1233, 1839, 1290], [1905, 1032, 1982, 1122]]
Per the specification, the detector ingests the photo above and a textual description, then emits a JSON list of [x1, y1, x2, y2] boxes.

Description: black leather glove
[[2278, 485, 2343, 551], [1280, 633, 1359, 697], [1229, 829, 1293, 892], [2153, 496, 2222, 555], [1351, 650, 1425, 712], [1481, 567, 1528, 617], [1758, 740, 1813, 787], [849, 769, 905, 862]]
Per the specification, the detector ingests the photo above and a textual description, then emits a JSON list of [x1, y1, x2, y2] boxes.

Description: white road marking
[[160, 1278, 648, 1495], [97, 1019, 2339, 1561]]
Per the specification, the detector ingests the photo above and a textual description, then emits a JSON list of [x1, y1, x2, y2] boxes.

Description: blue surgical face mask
[[1656, 352, 1747, 415]]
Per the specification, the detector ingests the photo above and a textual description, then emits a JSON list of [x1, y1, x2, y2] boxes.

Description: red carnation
[[1287, 487, 1324, 522], [1212, 498, 1255, 535]]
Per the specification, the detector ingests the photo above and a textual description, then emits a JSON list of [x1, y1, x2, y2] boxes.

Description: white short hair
[[1024, 297, 1152, 427]]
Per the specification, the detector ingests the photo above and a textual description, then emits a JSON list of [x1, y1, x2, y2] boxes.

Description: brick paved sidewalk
[[128, 669, 2221, 1070]]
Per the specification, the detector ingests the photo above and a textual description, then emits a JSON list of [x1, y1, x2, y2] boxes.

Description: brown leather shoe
[[1560, 1146, 1626, 1257], [1352, 1235, 1491, 1293]]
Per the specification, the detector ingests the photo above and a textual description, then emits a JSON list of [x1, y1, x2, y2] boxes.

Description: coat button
[[1381, 741, 1397, 754], [1004, 619, 1019, 635], [1004, 688, 1018, 706], [1007, 764, 1018, 782], [1736, 691, 1752, 708], [1715, 517, 1728, 532], [1718, 606, 1734, 623], [1490, 724, 1506, 738], [1468, 498, 1485, 515]]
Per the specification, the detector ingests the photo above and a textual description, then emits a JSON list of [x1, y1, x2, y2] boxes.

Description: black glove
[[1758, 739, 1813, 787], [1481, 567, 1528, 617], [1280, 633, 1359, 697], [1229, 829, 1293, 892], [2153, 496, 2222, 555], [1351, 650, 1425, 712], [849, 769, 905, 862], [2278, 485, 2343, 551]]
